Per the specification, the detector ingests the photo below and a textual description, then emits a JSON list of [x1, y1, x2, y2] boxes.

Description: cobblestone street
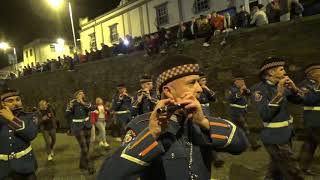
[[32, 133, 320, 180]]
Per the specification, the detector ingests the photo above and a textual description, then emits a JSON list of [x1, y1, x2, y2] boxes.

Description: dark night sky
[[0, 0, 121, 55]]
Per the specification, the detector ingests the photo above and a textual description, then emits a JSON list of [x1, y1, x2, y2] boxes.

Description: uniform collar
[[309, 79, 316, 83], [265, 79, 277, 86]]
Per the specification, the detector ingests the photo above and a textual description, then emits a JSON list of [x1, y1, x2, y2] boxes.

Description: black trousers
[[114, 114, 131, 139], [231, 114, 258, 147], [204, 29, 214, 43], [212, 150, 224, 166], [264, 143, 304, 180], [74, 128, 93, 170], [5, 172, 37, 180], [299, 127, 320, 170], [42, 129, 56, 155]]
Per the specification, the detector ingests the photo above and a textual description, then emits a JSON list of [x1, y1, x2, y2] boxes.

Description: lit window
[[109, 24, 119, 43], [194, 0, 210, 13], [156, 3, 169, 26], [69, 46, 74, 54], [89, 33, 97, 49], [50, 44, 56, 52]]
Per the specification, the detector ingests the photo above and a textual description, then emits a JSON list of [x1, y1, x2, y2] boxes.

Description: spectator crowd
[[16, 0, 305, 78]]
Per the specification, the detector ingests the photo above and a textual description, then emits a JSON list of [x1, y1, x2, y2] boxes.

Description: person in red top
[[211, 11, 225, 31], [203, 11, 225, 47], [91, 97, 110, 148]]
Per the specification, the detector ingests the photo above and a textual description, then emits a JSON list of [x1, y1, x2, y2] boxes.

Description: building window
[[50, 44, 55, 52], [25, 51, 28, 58], [155, 3, 169, 26], [109, 24, 119, 43], [69, 46, 74, 54], [89, 33, 97, 49], [219, 7, 237, 17], [29, 49, 33, 56], [194, 0, 210, 13]]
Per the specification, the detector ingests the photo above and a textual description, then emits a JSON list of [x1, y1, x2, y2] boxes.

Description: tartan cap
[[140, 74, 152, 84], [304, 63, 320, 75], [155, 55, 200, 95], [260, 57, 286, 73], [232, 71, 245, 81], [1, 89, 20, 101], [117, 83, 126, 88]]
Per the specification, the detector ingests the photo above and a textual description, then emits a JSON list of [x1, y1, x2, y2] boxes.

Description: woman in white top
[[94, 97, 110, 148]]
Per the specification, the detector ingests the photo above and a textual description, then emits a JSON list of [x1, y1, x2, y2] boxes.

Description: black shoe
[[88, 167, 95, 175], [213, 159, 225, 168], [303, 169, 318, 176], [251, 144, 262, 151]]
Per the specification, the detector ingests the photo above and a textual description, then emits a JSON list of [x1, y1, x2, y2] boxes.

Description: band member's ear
[[267, 68, 275, 76], [163, 85, 174, 99], [0, 102, 5, 108]]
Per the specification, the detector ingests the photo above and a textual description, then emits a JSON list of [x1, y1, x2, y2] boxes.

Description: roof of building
[[80, 0, 143, 29], [23, 38, 72, 49]]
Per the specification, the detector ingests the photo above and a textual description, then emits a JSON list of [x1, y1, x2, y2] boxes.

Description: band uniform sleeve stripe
[[209, 122, 230, 128], [139, 141, 158, 157], [129, 130, 151, 150]]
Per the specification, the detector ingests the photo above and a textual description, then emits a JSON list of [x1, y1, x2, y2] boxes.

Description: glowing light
[[124, 38, 129, 46], [57, 38, 65, 45], [55, 39, 65, 53], [48, 0, 63, 8], [0, 42, 10, 50]]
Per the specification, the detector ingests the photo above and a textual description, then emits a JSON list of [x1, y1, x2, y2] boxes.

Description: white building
[[79, 0, 269, 52], [23, 38, 73, 66]]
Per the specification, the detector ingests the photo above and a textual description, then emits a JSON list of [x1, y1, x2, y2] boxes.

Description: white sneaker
[[203, 42, 210, 47], [115, 137, 122, 142], [103, 142, 110, 148], [99, 141, 104, 147], [48, 154, 53, 161], [220, 40, 226, 46]]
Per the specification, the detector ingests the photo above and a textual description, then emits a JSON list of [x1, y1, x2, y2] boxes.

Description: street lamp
[[0, 42, 10, 51], [57, 38, 65, 45], [55, 38, 65, 53], [48, 0, 77, 52], [48, 0, 63, 8], [0, 42, 18, 74]]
